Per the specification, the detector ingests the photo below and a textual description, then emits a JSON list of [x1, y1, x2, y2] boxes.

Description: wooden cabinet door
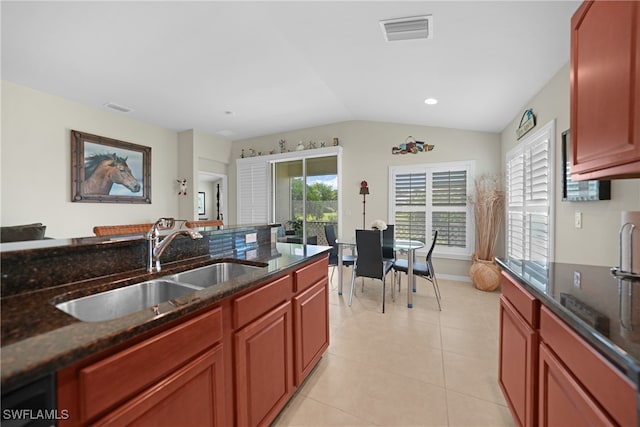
[[234, 301, 293, 427], [539, 343, 614, 427], [293, 278, 329, 385], [570, 1, 640, 179], [499, 296, 538, 427], [93, 345, 226, 427]]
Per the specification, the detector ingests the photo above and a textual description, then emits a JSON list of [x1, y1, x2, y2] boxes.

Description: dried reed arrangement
[[471, 174, 505, 261]]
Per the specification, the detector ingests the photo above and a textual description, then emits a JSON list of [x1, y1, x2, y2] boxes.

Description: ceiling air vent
[[380, 15, 432, 42], [103, 102, 134, 113]]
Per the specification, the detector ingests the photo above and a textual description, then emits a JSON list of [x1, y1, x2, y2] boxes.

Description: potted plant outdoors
[[469, 174, 505, 291], [287, 218, 304, 237]]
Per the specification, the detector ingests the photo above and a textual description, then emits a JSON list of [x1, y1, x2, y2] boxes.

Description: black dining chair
[[382, 224, 395, 262], [350, 229, 395, 313], [324, 225, 355, 282], [393, 230, 441, 310]]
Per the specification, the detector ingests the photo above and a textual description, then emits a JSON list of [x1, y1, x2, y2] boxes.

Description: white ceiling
[[1, 1, 581, 141]]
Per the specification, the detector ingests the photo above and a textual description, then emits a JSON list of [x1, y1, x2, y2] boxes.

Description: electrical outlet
[[245, 232, 257, 243], [574, 211, 582, 228], [573, 271, 581, 288]]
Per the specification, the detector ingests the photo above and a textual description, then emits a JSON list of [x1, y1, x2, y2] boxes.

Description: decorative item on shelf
[[320, 140, 326, 148], [248, 148, 256, 157], [359, 180, 369, 229], [516, 108, 536, 140], [278, 139, 286, 153], [333, 137, 339, 146], [308, 140, 317, 149], [177, 179, 188, 196], [391, 136, 435, 155], [468, 174, 505, 291], [241, 149, 245, 158], [296, 141, 305, 151], [371, 219, 387, 231]]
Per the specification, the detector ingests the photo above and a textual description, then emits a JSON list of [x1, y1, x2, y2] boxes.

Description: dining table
[[336, 237, 425, 308]]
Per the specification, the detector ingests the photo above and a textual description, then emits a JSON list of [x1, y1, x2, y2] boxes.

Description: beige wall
[[229, 120, 502, 279], [500, 63, 640, 267], [1, 81, 230, 238]]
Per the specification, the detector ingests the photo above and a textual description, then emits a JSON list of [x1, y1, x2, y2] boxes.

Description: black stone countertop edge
[[0, 241, 330, 392], [496, 257, 640, 388]]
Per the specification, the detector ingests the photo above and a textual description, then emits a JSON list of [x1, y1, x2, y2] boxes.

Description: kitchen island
[[497, 257, 640, 426], [1, 224, 331, 426]]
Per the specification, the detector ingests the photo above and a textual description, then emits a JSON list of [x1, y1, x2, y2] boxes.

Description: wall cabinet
[[57, 307, 226, 426], [570, 0, 640, 180]]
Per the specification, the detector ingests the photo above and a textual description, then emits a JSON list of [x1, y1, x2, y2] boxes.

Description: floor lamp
[[360, 180, 369, 229]]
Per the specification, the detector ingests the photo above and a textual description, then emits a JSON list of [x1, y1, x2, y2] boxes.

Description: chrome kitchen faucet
[[146, 218, 203, 273]]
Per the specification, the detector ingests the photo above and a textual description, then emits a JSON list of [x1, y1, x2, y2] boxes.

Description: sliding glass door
[[271, 154, 338, 245]]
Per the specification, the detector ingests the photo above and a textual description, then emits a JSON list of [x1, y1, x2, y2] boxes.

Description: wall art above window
[[391, 136, 435, 154], [71, 130, 151, 204]]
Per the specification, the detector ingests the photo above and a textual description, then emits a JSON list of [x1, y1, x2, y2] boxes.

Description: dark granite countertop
[[1, 240, 330, 391], [497, 257, 640, 387]]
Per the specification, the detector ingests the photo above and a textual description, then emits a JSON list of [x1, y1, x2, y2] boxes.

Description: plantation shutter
[[390, 161, 474, 257], [393, 172, 427, 242], [236, 159, 269, 224], [431, 170, 467, 248], [505, 119, 555, 283]]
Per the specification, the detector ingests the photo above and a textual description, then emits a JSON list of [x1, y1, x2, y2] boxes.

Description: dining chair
[[324, 225, 355, 282], [350, 229, 394, 313], [392, 230, 441, 310], [382, 224, 395, 262]]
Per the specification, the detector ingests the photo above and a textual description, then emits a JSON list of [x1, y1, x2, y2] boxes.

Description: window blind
[[236, 159, 269, 224], [389, 161, 474, 257], [506, 119, 555, 281]]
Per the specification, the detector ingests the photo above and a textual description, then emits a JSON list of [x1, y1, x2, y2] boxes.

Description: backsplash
[[0, 225, 275, 297]]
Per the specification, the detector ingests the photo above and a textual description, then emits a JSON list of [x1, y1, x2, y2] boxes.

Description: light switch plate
[[573, 271, 581, 288], [574, 211, 582, 228]]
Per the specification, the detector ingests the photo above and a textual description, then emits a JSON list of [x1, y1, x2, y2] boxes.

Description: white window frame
[[389, 160, 475, 259], [505, 119, 556, 280]]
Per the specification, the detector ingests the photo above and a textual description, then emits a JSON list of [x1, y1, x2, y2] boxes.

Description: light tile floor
[[273, 269, 516, 427]]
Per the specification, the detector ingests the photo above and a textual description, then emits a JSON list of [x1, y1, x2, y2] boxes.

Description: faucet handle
[[157, 218, 175, 230]]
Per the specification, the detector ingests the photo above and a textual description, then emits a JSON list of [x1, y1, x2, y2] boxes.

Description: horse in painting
[[82, 153, 141, 195]]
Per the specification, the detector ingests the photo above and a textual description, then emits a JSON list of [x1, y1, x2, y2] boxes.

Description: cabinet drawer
[[76, 307, 222, 421], [294, 256, 328, 292], [233, 274, 292, 329], [540, 306, 637, 427], [501, 271, 539, 328]]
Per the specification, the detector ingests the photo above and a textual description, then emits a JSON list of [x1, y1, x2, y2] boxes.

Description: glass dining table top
[[335, 237, 425, 250]]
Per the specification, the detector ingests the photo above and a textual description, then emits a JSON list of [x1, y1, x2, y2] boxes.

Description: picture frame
[[71, 130, 151, 203], [198, 192, 206, 215]]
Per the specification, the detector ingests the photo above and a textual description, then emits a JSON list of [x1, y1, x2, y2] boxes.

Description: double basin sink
[[55, 262, 265, 322]]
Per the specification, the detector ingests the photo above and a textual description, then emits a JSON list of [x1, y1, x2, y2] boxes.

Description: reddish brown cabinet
[[293, 257, 330, 385], [539, 306, 637, 427], [499, 269, 638, 427], [234, 300, 294, 427], [570, 0, 640, 180], [57, 307, 226, 426], [499, 272, 539, 427], [57, 255, 330, 427]]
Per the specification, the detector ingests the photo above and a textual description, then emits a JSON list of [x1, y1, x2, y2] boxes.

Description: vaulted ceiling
[[2, 1, 581, 141]]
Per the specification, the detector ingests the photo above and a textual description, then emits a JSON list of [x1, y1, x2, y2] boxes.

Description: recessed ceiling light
[[224, 110, 235, 116], [424, 98, 438, 105]]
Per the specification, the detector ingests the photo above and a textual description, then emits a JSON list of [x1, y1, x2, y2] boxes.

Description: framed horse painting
[[71, 130, 151, 203]]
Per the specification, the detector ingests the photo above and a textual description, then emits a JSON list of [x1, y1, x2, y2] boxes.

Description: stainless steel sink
[[55, 280, 202, 322], [162, 262, 264, 288]]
